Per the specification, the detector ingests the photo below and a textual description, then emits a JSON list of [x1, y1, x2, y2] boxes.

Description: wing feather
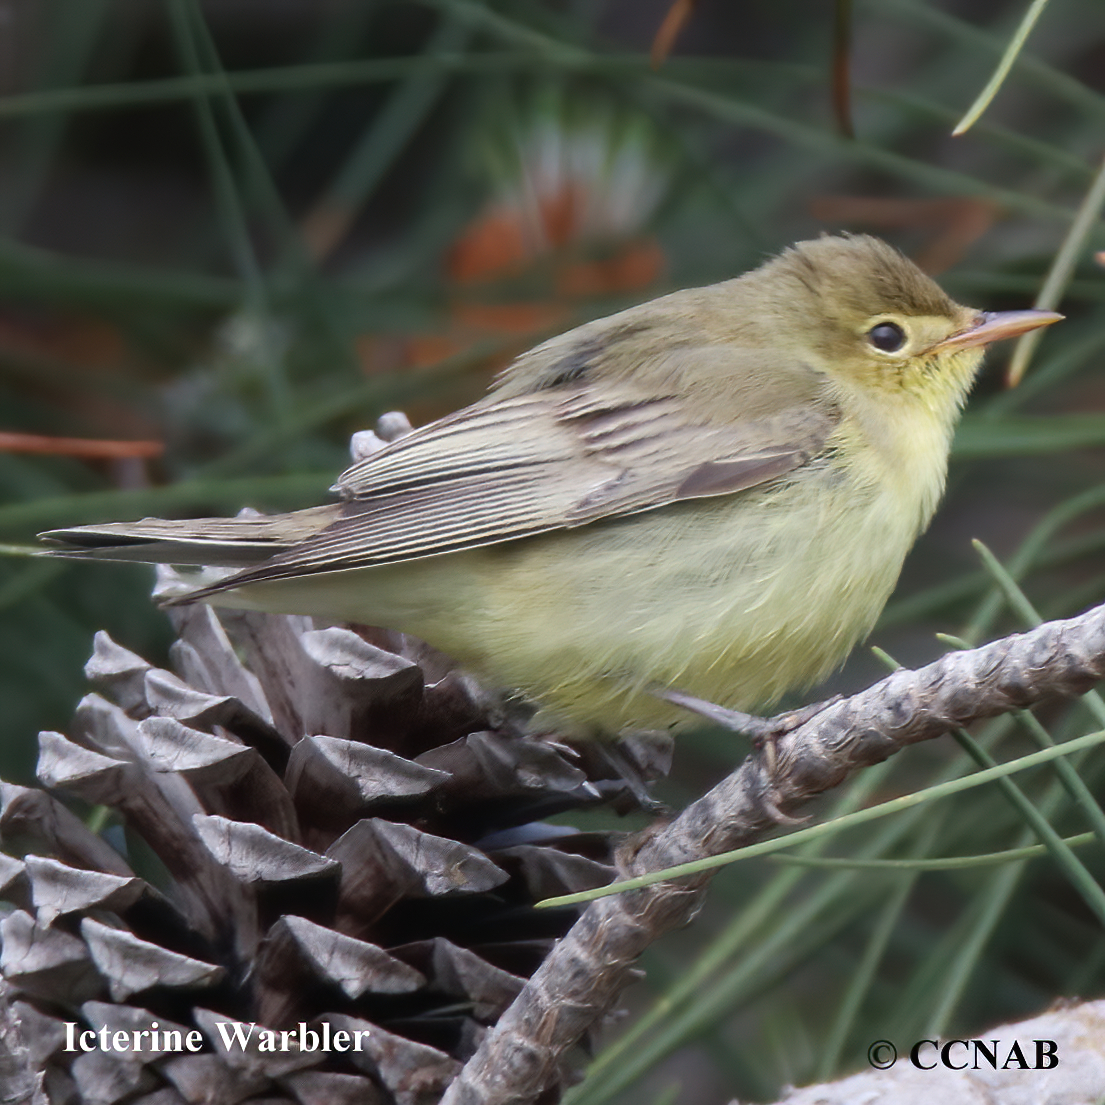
[[333, 395, 579, 498], [204, 355, 839, 592]]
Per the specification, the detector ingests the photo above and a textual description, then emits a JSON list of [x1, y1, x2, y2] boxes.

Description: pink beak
[[931, 309, 1063, 353]]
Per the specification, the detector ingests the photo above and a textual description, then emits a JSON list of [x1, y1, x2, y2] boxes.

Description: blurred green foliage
[[1, 0, 1105, 1101]]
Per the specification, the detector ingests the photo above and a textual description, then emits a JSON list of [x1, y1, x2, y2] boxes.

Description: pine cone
[[0, 566, 671, 1104]]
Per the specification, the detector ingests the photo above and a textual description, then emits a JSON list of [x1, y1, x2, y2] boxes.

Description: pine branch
[[441, 600, 1105, 1105]]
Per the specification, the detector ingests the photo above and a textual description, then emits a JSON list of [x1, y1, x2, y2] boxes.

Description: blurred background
[[1, 0, 1105, 1101]]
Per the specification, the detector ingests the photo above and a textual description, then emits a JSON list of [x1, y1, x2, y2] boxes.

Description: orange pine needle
[[809, 195, 999, 273], [0, 431, 164, 459], [831, 0, 855, 138], [651, 0, 697, 69], [555, 242, 666, 298]]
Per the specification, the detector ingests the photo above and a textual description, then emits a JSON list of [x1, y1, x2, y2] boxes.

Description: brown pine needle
[[0, 431, 164, 460], [831, 0, 855, 139], [650, 0, 697, 70]]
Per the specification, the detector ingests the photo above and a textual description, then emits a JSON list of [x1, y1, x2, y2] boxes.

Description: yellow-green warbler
[[42, 235, 1061, 735]]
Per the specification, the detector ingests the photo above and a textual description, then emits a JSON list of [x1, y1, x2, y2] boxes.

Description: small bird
[[42, 235, 1060, 736]]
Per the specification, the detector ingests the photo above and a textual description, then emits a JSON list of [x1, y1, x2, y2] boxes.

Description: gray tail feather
[[38, 504, 339, 568]]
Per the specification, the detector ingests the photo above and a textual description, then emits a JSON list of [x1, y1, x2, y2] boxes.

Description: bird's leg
[[655, 688, 843, 826], [657, 688, 843, 775], [658, 688, 841, 743]]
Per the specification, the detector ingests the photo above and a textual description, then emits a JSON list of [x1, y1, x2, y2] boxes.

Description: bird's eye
[[867, 321, 906, 353]]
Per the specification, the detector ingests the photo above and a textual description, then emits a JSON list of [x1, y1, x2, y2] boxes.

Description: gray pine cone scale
[[0, 566, 669, 1104]]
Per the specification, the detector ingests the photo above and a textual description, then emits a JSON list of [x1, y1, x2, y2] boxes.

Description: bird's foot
[[658, 689, 841, 745], [656, 689, 842, 821]]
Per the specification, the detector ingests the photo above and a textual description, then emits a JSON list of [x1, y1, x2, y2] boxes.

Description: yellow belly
[[225, 454, 934, 735], [457, 478, 916, 730]]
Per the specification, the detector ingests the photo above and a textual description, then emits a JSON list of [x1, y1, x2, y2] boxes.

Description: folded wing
[[200, 350, 838, 591], [41, 327, 839, 594]]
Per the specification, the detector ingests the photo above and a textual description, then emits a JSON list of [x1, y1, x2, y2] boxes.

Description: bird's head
[[759, 234, 1061, 408]]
